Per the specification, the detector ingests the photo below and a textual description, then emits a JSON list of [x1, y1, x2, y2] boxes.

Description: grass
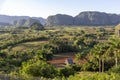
[[11, 41, 48, 52]]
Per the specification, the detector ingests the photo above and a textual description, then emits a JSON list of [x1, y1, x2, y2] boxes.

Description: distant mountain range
[[47, 11, 120, 26], [0, 15, 46, 27], [0, 11, 120, 27]]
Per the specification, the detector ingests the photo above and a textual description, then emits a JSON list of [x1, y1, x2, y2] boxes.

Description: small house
[[65, 58, 74, 65]]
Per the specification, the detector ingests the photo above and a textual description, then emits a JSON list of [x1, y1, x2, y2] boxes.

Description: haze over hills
[[0, 11, 120, 27], [12, 18, 42, 27], [47, 14, 74, 26], [0, 15, 46, 27]]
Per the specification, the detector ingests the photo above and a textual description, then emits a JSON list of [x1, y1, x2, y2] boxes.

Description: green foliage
[[108, 65, 120, 74], [49, 38, 78, 53], [30, 22, 44, 30], [0, 51, 33, 73], [68, 72, 120, 80], [69, 64, 81, 72], [96, 27, 106, 33], [75, 51, 88, 61], [108, 37, 120, 67], [0, 34, 48, 50], [36, 49, 53, 61], [74, 34, 98, 51], [20, 60, 56, 78], [0, 26, 118, 79], [0, 51, 7, 58], [58, 67, 76, 77], [81, 62, 98, 71], [90, 43, 110, 72]]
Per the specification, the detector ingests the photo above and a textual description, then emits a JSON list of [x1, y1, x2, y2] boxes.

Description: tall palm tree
[[90, 43, 109, 72], [101, 43, 110, 72], [90, 44, 103, 72], [109, 37, 120, 67]]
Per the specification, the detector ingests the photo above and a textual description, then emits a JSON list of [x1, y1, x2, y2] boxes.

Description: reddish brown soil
[[48, 52, 76, 68], [48, 52, 89, 68]]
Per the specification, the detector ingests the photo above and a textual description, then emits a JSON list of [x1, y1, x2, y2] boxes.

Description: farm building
[[65, 58, 74, 65], [115, 24, 120, 38]]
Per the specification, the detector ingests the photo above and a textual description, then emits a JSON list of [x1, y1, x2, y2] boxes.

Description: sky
[[0, 0, 120, 18]]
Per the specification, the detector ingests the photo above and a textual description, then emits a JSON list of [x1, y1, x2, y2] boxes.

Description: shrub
[[20, 60, 56, 78], [69, 64, 81, 72], [58, 67, 75, 77], [36, 49, 53, 61], [108, 65, 120, 73], [68, 72, 120, 80], [81, 62, 98, 71]]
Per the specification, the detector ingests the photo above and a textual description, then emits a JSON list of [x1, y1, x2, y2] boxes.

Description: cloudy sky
[[0, 0, 120, 18]]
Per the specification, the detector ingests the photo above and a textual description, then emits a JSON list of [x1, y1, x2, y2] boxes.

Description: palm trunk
[[115, 57, 118, 67], [99, 58, 101, 72], [102, 59, 104, 72]]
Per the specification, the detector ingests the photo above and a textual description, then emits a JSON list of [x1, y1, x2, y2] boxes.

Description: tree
[[74, 38, 86, 49], [90, 43, 109, 72], [20, 60, 56, 78], [109, 37, 120, 67], [30, 22, 44, 30], [58, 67, 75, 77], [36, 49, 53, 61], [75, 51, 88, 61]]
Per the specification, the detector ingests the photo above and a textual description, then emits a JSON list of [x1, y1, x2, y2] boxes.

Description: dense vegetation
[[0, 25, 120, 80]]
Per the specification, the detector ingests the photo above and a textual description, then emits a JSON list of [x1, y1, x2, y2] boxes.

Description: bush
[[69, 64, 81, 72], [20, 60, 56, 78], [36, 49, 53, 61], [81, 62, 98, 71], [68, 72, 120, 80], [108, 65, 120, 73], [58, 67, 76, 77]]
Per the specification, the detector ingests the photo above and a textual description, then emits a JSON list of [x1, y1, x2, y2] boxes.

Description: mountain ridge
[[1, 11, 120, 27], [47, 11, 120, 26], [0, 15, 46, 27]]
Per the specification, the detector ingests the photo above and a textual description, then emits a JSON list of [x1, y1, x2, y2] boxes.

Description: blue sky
[[0, 0, 120, 18]]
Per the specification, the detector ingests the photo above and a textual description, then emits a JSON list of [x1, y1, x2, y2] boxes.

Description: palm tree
[[101, 43, 110, 72], [90, 44, 102, 72], [90, 43, 109, 72], [109, 37, 120, 67]]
